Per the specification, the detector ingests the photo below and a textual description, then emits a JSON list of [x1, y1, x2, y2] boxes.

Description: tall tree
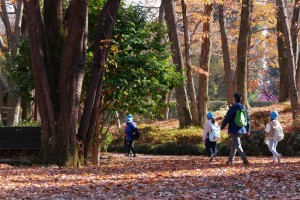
[[0, 0, 24, 125], [158, 1, 173, 121], [277, 12, 289, 102], [218, 0, 234, 106], [24, 0, 120, 166], [198, 2, 213, 126], [291, 0, 300, 62], [235, 0, 253, 106], [276, 0, 300, 126], [162, 0, 192, 127], [290, 0, 300, 95], [181, 0, 199, 124]]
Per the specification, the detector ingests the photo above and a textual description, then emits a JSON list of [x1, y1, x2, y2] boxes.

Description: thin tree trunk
[[158, 2, 164, 23], [163, 0, 192, 128], [291, 0, 300, 95], [198, 2, 212, 127], [77, 0, 121, 163], [90, 106, 102, 166], [0, 0, 25, 126], [236, 0, 253, 106], [181, 0, 199, 125], [218, 1, 234, 106], [25, 1, 55, 163], [296, 51, 300, 94], [291, 0, 300, 63], [277, 13, 289, 102], [157, 1, 169, 120], [277, 0, 300, 126]]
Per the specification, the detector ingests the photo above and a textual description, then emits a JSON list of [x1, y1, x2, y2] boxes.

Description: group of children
[[204, 110, 284, 164]]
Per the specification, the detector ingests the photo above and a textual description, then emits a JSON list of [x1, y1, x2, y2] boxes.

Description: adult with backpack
[[221, 93, 250, 165], [124, 114, 138, 157], [264, 111, 284, 164], [203, 112, 220, 162]]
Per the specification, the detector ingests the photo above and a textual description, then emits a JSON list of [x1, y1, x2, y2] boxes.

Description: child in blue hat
[[124, 114, 137, 157], [265, 111, 284, 164], [203, 112, 218, 161]]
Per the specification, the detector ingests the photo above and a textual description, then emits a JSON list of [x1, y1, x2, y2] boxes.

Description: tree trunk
[[163, 0, 192, 128], [157, 1, 169, 120], [277, 13, 289, 102], [218, 1, 234, 106], [181, 0, 199, 125], [21, 94, 33, 120], [291, 0, 300, 95], [0, 0, 25, 126], [198, 2, 212, 127], [77, 0, 121, 163], [277, 0, 300, 126], [25, 0, 88, 166], [236, 0, 253, 106], [296, 51, 300, 94], [291, 0, 300, 63], [90, 107, 102, 166]]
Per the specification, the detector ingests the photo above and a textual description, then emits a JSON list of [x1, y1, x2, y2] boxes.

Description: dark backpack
[[234, 108, 247, 127], [131, 128, 141, 140]]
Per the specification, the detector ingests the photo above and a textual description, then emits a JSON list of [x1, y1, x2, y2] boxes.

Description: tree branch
[[0, 36, 8, 52]]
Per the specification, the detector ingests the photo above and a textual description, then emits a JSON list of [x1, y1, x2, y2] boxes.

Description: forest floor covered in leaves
[[1, 153, 300, 199]]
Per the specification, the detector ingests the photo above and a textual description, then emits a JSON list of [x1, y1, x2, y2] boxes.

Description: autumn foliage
[[1, 154, 300, 199]]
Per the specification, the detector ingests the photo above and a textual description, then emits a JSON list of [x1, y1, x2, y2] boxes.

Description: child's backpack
[[267, 121, 284, 142], [234, 108, 247, 127], [132, 128, 141, 140], [209, 122, 221, 142]]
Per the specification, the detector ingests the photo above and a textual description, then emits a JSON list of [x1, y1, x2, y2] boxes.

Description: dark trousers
[[126, 140, 135, 155], [205, 138, 217, 157]]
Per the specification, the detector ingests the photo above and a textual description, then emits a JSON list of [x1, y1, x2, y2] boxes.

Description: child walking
[[203, 112, 217, 161], [265, 111, 284, 164]]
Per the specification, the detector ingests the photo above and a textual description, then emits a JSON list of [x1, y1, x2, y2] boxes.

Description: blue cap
[[126, 114, 132, 118], [270, 111, 278, 120], [207, 112, 214, 119], [126, 116, 133, 122]]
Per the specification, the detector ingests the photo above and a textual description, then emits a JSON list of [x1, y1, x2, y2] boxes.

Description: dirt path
[[1, 153, 300, 199]]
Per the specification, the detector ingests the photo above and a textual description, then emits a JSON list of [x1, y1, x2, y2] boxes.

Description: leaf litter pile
[[1, 154, 300, 199]]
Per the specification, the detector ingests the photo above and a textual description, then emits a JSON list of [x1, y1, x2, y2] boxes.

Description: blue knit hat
[[207, 112, 214, 119], [270, 111, 278, 120]]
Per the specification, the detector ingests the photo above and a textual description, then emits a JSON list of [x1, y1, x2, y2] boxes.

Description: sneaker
[[243, 161, 250, 165], [132, 154, 137, 157], [212, 157, 216, 162], [226, 161, 233, 166], [277, 154, 282, 163], [271, 159, 278, 164]]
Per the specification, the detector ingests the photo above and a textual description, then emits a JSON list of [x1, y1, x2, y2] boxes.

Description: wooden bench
[[0, 127, 41, 149]]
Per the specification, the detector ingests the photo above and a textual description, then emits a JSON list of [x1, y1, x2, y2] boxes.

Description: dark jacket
[[125, 122, 137, 141], [221, 102, 250, 134]]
